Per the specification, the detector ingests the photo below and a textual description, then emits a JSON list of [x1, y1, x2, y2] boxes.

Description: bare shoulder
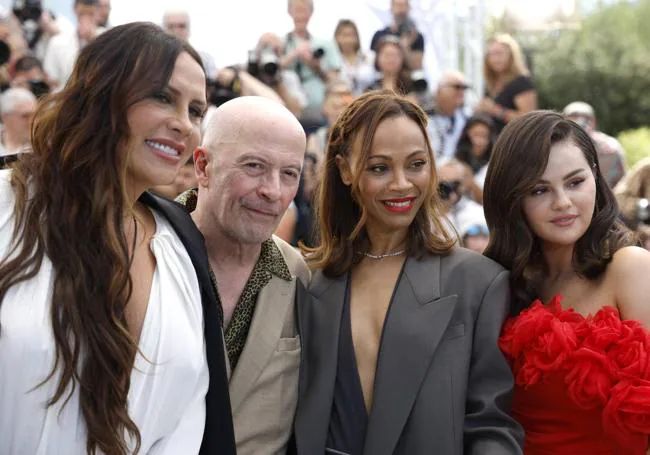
[[608, 246, 650, 327]]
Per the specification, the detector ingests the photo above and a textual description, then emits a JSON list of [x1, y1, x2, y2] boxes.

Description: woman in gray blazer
[[294, 90, 523, 455]]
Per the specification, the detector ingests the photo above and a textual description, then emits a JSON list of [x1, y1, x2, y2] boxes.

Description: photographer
[[280, 0, 342, 128], [11, 55, 50, 97], [251, 32, 307, 117], [11, 0, 72, 62], [370, 0, 425, 70], [0, 87, 36, 169]]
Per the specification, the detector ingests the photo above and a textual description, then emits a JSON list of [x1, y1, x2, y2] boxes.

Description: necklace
[[357, 249, 406, 260]]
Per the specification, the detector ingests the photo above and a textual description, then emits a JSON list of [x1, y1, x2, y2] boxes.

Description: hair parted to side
[[304, 90, 455, 277], [0, 22, 203, 455], [483, 110, 634, 315], [484, 33, 529, 96], [334, 19, 361, 53]]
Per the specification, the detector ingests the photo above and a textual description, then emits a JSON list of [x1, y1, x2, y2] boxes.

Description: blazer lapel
[[229, 275, 294, 412], [294, 270, 346, 454], [363, 254, 457, 455]]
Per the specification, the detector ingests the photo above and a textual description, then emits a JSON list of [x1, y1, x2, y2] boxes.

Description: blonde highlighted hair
[[484, 34, 530, 96]]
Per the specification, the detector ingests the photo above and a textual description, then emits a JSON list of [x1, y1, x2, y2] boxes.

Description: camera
[[637, 198, 650, 224], [28, 79, 49, 98], [206, 69, 241, 107], [397, 18, 416, 36], [0, 40, 11, 66], [12, 0, 42, 23], [410, 70, 428, 93], [247, 48, 279, 80], [312, 47, 325, 59], [438, 180, 461, 201]]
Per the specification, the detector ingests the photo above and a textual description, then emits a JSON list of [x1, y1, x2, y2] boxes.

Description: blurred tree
[[529, 0, 650, 135]]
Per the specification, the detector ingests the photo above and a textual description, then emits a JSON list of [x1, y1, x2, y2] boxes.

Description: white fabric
[[0, 169, 208, 454], [43, 31, 80, 88]]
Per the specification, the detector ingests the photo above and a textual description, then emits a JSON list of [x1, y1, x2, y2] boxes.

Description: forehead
[[221, 124, 305, 165], [368, 115, 426, 155], [542, 140, 590, 178], [168, 52, 206, 102], [164, 13, 189, 25]]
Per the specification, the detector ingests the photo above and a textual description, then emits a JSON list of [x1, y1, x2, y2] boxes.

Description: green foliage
[[618, 127, 650, 168], [528, 0, 650, 135]]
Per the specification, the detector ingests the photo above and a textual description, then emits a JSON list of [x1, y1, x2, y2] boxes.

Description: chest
[[540, 276, 615, 316]]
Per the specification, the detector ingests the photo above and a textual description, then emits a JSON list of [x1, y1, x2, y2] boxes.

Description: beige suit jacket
[[228, 235, 310, 455]]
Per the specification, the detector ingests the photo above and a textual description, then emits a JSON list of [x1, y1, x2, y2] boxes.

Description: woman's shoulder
[[441, 247, 506, 276], [607, 246, 650, 326]]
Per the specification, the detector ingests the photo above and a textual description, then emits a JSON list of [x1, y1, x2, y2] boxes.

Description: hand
[[216, 67, 237, 87], [295, 41, 313, 62], [476, 97, 496, 114]]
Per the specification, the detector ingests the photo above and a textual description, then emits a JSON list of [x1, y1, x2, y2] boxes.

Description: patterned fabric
[[176, 188, 292, 370]]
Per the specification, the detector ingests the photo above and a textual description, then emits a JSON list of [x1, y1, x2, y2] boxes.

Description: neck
[[542, 243, 576, 282], [2, 129, 26, 153], [342, 49, 357, 61], [191, 206, 261, 269], [365, 225, 408, 256], [293, 28, 308, 39]]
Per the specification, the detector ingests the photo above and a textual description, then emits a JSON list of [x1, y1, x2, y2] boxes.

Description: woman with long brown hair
[[294, 90, 523, 454], [484, 111, 650, 454], [0, 22, 234, 454]]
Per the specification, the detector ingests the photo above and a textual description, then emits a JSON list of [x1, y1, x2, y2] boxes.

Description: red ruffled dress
[[500, 296, 650, 454]]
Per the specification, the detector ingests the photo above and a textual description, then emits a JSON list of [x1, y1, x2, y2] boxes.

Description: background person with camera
[[281, 0, 342, 131], [248, 32, 307, 118], [0, 86, 35, 169], [370, 0, 425, 71]]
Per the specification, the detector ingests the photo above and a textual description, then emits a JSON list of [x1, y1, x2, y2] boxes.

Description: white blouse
[[0, 169, 208, 454]]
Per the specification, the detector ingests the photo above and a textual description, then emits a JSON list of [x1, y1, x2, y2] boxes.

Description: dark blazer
[[140, 192, 236, 455], [294, 247, 523, 454]]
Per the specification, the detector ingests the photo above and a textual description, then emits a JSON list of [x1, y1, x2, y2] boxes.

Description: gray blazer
[[294, 248, 524, 454]]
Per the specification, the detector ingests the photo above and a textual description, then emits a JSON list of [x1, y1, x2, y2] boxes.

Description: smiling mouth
[[382, 197, 416, 213], [551, 215, 578, 226], [146, 140, 181, 158]]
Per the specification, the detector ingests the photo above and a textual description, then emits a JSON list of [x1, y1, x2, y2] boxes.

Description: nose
[[552, 188, 572, 210], [388, 169, 413, 192], [258, 170, 282, 202], [168, 108, 193, 138]]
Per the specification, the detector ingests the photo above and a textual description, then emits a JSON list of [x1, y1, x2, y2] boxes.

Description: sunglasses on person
[[438, 180, 462, 200]]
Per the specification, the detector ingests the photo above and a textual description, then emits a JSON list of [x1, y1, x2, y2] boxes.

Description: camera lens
[[312, 48, 325, 59]]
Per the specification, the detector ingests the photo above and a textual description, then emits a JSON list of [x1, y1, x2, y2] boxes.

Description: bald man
[[176, 96, 310, 455]]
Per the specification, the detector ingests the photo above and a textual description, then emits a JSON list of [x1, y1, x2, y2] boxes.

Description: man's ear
[[335, 154, 353, 186], [194, 147, 210, 188]]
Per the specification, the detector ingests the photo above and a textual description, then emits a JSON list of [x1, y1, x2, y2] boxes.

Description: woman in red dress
[[483, 110, 650, 454]]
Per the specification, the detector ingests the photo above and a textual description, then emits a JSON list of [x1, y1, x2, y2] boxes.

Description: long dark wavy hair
[[0, 22, 203, 454], [304, 90, 455, 277], [455, 113, 495, 174], [483, 110, 634, 315]]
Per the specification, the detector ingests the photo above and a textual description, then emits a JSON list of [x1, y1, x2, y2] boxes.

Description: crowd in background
[[0, 0, 647, 250]]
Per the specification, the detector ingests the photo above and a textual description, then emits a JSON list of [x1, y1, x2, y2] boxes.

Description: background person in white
[[0, 87, 36, 158]]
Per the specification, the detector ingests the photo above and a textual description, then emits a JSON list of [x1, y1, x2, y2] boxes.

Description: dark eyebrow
[[166, 84, 207, 110], [537, 168, 586, 184], [367, 150, 428, 161]]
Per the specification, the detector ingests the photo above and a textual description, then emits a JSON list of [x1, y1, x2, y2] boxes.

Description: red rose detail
[[603, 379, 650, 449], [565, 347, 616, 409], [582, 306, 624, 351], [608, 323, 650, 381]]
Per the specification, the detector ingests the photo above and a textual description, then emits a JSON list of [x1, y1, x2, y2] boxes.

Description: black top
[[370, 26, 424, 52], [326, 276, 369, 455], [491, 75, 535, 133]]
